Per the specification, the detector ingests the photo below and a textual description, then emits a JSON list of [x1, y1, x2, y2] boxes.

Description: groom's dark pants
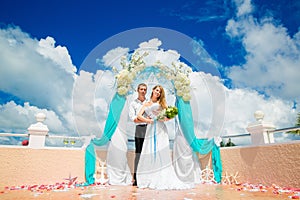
[[133, 124, 147, 185]]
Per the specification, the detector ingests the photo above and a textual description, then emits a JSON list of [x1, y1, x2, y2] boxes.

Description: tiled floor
[[0, 183, 295, 200]]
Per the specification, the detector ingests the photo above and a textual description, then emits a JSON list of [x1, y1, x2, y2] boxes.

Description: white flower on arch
[[112, 50, 192, 101]]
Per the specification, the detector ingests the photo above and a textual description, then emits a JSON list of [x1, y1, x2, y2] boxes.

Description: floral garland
[[112, 51, 148, 96], [112, 51, 192, 101], [154, 61, 192, 101]]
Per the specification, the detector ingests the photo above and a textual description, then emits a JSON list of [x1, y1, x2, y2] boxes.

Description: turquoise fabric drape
[[212, 144, 222, 183], [85, 143, 96, 185], [84, 93, 126, 185], [92, 93, 126, 146], [175, 96, 222, 183], [84, 93, 222, 185]]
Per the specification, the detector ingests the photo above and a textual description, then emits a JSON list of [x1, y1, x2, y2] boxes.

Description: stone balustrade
[[0, 111, 299, 188], [246, 110, 276, 145]]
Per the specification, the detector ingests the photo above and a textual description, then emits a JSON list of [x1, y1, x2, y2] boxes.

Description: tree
[[287, 112, 300, 135], [220, 138, 236, 147], [225, 138, 236, 147], [220, 140, 225, 147]]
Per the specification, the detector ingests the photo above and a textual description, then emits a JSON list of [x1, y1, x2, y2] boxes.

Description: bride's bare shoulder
[[144, 101, 152, 106]]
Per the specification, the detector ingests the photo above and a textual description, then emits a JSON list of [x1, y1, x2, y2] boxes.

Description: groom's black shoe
[[132, 181, 137, 186]]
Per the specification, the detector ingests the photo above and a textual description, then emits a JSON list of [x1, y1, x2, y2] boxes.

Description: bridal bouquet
[[157, 106, 178, 120]]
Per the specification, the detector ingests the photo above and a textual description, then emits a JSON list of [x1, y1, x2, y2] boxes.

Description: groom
[[129, 83, 148, 186]]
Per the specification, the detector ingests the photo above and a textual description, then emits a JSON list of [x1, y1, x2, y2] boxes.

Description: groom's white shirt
[[129, 98, 147, 125]]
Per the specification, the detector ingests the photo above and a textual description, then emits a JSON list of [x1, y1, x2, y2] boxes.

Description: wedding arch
[[84, 48, 222, 185]]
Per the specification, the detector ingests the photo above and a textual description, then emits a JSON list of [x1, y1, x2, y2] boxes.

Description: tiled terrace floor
[[1, 183, 297, 200]]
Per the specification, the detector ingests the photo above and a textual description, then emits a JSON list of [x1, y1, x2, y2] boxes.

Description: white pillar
[[246, 111, 276, 145], [28, 113, 49, 149]]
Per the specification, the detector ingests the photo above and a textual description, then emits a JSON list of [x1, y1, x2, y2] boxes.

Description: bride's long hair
[[151, 85, 167, 109]]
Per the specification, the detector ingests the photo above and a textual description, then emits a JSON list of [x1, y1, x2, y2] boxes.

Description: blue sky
[[3, 0, 299, 69], [0, 0, 300, 144]]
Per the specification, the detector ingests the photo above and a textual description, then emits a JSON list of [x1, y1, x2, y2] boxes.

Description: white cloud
[[224, 88, 295, 133], [37, 36, 77, 75], [189, 72, 297, 144], [0, 26, 77, 134], [225, 1, 300, 103], [223, 87, 299, 144], [0, 101, 66, 133], [101, 47, 129, 69], [139, 38, 162, 49], [102, 38, 181, 69], [0, 28, 298, 147], [235, 0, 253, 17], [72, 69, 117, 137]]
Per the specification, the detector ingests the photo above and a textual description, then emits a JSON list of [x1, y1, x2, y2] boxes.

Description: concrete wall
[[0, 146, 85, 188], [0, 141, 299, 188], [220, 141, 300, 188], [95, 149, 135, 173]]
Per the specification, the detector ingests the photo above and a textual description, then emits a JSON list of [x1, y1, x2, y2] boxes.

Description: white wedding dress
[[106, 105, 132, 185], [136, 103, 194, 190]]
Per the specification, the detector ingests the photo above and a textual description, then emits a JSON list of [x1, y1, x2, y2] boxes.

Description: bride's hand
[[158, 117, 170, 122], [147, 118, 154, 124], [164, 117, 171, 122]]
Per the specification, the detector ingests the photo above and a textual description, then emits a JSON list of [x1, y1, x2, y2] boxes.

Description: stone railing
[[1, 111, 299, 148], [27, 113, 49, 148], [246, 110, 299, 145], [0, 111, 299, 188], [246, 110, 276, 145], [0, 113, 91, 149]]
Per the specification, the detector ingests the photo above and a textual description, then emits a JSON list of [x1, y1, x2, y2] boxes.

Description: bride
[[136, 85, 194, 190]]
